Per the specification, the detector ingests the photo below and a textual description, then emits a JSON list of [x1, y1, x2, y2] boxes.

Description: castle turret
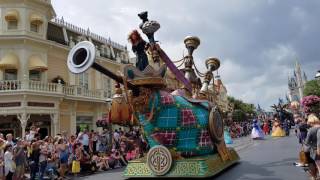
[[288, 60, 306, 102]]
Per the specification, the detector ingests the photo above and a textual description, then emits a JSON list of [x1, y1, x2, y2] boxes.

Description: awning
[[28, 55, 48, 71], [30, 14, 43, 25], [0, 53, 19, 69], [5, 10, 19, 21]]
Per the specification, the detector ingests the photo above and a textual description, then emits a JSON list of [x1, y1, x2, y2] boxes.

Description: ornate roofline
[[51, 17, 126, 51]]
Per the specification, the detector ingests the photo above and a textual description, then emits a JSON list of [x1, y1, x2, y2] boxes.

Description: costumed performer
[[271, 118, 286, 137], [128, 30, 149, 71], [263, 120, 270, 135], [251, 119, 264, 139], [224, 126, 233, 144]]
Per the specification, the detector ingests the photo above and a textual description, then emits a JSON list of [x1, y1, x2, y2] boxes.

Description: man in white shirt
[[113, 130, 120, 142], [5, 134, 14, 147], [79, 129, 90, 153]]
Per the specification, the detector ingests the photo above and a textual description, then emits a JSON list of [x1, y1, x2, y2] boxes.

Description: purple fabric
[[159, 49, 192, 92]]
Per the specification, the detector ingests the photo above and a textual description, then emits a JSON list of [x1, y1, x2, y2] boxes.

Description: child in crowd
[[72, 143, 81, 176]]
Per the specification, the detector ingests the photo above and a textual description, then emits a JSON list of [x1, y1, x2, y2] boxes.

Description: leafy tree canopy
[[303, 80, 320, 97], [228, 96, 256, 122]]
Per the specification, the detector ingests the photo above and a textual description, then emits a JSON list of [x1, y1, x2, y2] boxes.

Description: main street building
[[0, 0, 130, 138]]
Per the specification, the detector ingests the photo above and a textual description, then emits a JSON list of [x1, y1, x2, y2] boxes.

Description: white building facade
[[0, 0, 130, 138]]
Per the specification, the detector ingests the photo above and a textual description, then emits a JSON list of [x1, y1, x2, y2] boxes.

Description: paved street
[[75, 133, 308, 180], [215, 134, 308, 180]]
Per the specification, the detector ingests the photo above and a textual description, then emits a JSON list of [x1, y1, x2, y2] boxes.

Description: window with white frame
[[7, 20, 18, 30], [4, 69, 17, 80], [103, 77, 112, 98], [30, 22, 39, 33], [79, 72, 89, 89], [29, 70, 41, 81]]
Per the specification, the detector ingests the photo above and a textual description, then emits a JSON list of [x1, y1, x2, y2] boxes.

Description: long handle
[[158, 49, 192, 92], [91, 62, 138, 91]]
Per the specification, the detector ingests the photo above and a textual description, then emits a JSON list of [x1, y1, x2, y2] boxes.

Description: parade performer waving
[[251, 119, 264, 139]]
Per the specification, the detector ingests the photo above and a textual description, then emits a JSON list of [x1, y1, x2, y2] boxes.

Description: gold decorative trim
[[147, 145, 173, 176], [129, 77, 165, 86]]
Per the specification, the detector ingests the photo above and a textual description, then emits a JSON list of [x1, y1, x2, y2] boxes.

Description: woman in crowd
[[0, 139, 5, 180], [67, 135, 76, 169], [299, 118, 309, 145], [4, 144, 14, 180], [91, 152, 110, 171], [108, 148, 127, 169], [79, 146, 91, 173], [125, 143, 137, 161], [120, 141, 129, 162], [91, 131, 98, 154], [39, 140, 48, 180], [13, 139, 26, 180], [56, 138, 68, 179], [304, 114, 320, 180], [29, 141, 40, 180], [72, 143, 81, 176]]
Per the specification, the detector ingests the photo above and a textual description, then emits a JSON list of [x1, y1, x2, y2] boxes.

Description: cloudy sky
[[52, 0, 320, 110]]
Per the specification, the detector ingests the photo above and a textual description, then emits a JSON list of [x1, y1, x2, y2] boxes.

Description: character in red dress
[[263, 120, 270, 135]]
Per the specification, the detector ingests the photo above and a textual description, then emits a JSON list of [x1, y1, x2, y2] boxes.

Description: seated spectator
[[108, 149, 127, 169], [120, 141, 128, 162], [79, 146, 92, 173], [92, 153, 110, 171]]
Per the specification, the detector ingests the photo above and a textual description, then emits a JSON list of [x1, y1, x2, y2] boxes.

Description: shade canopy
[[0, 53, 19, 69], [28, 55, 48, 71], [5, 10, 19, 21], [30, 14, 43, 25]]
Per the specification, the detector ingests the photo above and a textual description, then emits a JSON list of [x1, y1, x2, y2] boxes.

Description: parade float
[[67, 11, 239, 178]]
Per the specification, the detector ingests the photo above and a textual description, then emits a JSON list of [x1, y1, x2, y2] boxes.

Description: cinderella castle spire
[[287, 60, 307, 102]]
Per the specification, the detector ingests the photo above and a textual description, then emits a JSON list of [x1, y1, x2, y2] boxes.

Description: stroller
[[46, 158, 60, 180]]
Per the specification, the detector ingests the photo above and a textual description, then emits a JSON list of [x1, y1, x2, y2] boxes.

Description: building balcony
[[0, 80, 109, 102]]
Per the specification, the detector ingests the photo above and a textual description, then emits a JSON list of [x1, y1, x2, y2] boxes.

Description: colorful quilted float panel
[[139, 90, 215, 157]]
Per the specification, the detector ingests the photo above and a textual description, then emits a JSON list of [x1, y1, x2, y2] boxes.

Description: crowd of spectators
[[226, 121, 252, 138], [0, 126, 148, 180]]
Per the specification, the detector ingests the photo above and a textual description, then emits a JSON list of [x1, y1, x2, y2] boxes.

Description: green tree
[[303, 80, 320, 97], [228, 96, 256, 121], [232, 109, 247, 122]]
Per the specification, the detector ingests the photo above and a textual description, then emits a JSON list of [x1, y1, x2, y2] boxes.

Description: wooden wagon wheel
[[208, 106, 224, 143]]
